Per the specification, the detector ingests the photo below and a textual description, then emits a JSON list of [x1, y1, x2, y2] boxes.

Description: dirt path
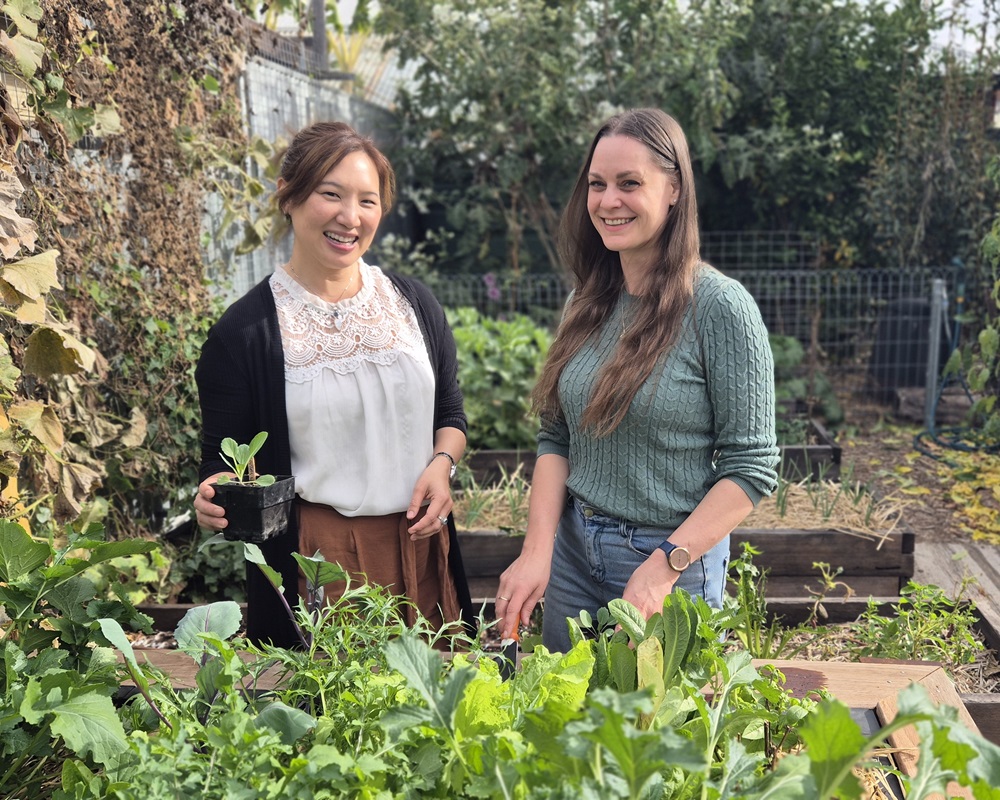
[[833, 406, 999, 545]]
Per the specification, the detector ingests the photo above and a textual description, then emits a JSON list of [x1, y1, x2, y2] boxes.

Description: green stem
[[0, 721, 51, 791]]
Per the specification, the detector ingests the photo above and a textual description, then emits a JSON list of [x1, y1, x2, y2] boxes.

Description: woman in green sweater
[[495, 109, 780, 652]]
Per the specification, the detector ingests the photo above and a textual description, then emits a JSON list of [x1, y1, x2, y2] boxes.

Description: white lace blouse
[[270, 261, 436, 516]]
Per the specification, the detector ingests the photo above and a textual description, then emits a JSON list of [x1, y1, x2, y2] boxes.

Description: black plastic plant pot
[[213, 475, 296, 544]]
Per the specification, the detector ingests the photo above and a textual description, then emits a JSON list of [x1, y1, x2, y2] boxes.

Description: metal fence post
[[311, 0, 328, 72], [924, 279, 947, 432]]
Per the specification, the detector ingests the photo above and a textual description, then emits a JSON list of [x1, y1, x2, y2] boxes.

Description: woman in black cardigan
[[194, 121, 472, 647]]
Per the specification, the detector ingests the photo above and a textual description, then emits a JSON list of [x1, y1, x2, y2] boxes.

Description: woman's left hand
[[405, 457, 454, 539], [621, 550, 676, 620]]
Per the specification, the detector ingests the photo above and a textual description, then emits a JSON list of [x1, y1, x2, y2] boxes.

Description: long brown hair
[[532, 108, 701, 436], [275, 121, 396, 215]]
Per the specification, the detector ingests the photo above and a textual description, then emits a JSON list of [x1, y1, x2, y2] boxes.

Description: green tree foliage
[[861, 3, 1000, 271], [376, 0, 742, 277], [949, 155, 1000, 443], [704, 0, 940, 254], [378, 0, 998, 276]]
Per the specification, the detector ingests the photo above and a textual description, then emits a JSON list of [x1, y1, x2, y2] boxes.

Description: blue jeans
[[542, 496, 730, 652]]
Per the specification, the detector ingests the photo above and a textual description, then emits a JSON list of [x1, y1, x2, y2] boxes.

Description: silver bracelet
[[432, 451, 457, 479]]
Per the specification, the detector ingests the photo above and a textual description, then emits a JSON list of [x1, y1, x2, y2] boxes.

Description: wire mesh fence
[[434, 261, 972, 409]]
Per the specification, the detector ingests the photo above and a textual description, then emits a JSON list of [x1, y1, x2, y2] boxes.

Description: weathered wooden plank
[[877, 666, 979, 799], [912, 541, 1000, 654], [459, 530, 523, 577], [761, 574, 902, 598], [731, 529, 914, 576], [962, 694, 1000, 746], [460, 528, 914, 579]]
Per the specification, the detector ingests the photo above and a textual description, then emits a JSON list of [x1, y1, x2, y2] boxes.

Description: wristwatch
[[433, 451, 457, 480], [656, 540, 692, 573]]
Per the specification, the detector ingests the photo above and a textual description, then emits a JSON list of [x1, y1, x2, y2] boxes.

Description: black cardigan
[[195, 271, 472, 646]]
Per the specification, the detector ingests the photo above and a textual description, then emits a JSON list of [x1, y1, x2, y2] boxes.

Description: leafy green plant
[[770, 333, 843, 440], [448, 307, 551, 450], [216, 431, 275, 486], [947, 154, 1000, 445], [848, 580, 984, 665], [0, 520, 155, 799], [725, 543, 810, 660], [167, 529, 247, 603], [38, 538, 1000, 799]]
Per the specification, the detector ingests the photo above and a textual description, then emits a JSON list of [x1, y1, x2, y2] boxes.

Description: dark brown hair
[[532, 108, 702, 436], [275, 121, 396, 215]]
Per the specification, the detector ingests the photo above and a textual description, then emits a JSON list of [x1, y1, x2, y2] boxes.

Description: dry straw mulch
[[743, 479, 910, 546]]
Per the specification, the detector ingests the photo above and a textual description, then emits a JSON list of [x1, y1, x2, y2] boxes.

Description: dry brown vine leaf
[[0, 165, 37, 257]]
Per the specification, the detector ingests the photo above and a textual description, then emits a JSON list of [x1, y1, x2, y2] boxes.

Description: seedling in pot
[[216, 431, 275, 486]]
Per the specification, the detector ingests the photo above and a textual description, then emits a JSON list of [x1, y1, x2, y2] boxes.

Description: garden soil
[[833, 404, 998, 545]]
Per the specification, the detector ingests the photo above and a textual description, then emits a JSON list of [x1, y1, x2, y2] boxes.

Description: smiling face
[[586, 134, 679, 275], [284, 150, 383, 279]]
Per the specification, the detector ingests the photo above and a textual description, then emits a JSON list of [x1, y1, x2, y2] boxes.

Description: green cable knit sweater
[[538, 266, 779, 529]]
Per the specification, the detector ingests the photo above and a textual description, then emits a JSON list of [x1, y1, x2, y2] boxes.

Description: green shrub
[[770, 333, 843, 441], [449, 307, 551, 451]]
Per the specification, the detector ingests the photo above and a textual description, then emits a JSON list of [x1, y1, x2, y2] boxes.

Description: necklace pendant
[[332, 309, 340, 319]]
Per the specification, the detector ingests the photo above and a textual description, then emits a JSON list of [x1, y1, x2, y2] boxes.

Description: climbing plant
[[950, 154, 1000, 444], [0, 1, 269, 542]]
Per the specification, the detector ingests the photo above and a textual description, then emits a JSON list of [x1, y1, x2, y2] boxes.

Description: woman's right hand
[[494, 553, 551, 641], [194, 472, 235, 531]]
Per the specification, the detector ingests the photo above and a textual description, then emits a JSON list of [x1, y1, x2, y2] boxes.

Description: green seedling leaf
[[248, 430, 268, 456], [636, 637, 665, 729], [174, 601, 242, 660], [96, 618, 137, 670], [49, 692, 129, 765], [293, 552, 348, 590], [660, 595, 698, 686], [199, 533, 230, 550], [608, 641, 637, 693], [220, 437, 239, 458], [255, 701, 316, 745], [97, 617, 153, 700], [607, 598, 646, 643], [581, 688, 698, 795], [255, 474, 275, 486], [799, 698, 868, 798]]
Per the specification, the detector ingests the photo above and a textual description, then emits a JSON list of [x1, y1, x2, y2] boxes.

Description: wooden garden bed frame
[[458, 525, 915, 603]]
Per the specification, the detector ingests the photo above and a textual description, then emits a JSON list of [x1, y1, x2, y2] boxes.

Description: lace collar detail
[[270, 261, 428, 382]]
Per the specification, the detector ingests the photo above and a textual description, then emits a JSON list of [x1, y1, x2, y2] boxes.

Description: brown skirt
[[296, 499, 461, 630]]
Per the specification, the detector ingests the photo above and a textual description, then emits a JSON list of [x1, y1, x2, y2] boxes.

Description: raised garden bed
[[458, 525, 914, 603], [464, 449, 536, 486], [778, 417, 842, 482]]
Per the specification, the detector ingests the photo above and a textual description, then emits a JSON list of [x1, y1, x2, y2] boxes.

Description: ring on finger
[[437, 515, 448, 526]]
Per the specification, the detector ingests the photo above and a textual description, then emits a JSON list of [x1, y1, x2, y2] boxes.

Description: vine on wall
[[0, 0, 266, 545]]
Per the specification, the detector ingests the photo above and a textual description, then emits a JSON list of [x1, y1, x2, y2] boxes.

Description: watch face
[[669, 547, 691, 571]]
